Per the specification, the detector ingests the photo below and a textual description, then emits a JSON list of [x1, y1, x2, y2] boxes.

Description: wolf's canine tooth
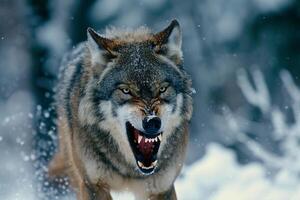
[[138, 135, 142, 144], [158, 134, 162, 141], [137, 161, 143, 167], [152, 160, 157, 166]]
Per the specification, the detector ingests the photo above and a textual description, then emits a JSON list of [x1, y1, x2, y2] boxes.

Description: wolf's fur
[[49, 20, 193, 200]]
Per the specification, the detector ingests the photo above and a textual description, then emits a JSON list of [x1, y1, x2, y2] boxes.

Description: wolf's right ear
[[87, 28, 117, 65]]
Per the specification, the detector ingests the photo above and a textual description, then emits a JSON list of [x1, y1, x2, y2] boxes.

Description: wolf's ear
[[87, 27, 117, 65], [153, 19, 182, 65]]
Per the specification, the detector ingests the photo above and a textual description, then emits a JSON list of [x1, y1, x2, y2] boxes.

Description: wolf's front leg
[[149, 185, 177, 200], [76, 182, 112, 200], [73, 179, 92, 200], [90, 181, 112, 200], [94, 188, 112, 200]]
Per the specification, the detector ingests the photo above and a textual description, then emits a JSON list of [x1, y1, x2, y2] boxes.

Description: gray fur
[[53, 20, 193, 199]]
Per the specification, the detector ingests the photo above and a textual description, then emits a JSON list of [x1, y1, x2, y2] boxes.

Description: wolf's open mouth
[[126, 122, 162, 174]]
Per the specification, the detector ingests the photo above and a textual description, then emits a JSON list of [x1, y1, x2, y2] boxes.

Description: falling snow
[[0, 0, 299, 199]]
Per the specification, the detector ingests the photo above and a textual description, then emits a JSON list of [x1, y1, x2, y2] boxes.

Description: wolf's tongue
[[134, 130, 154, 163]]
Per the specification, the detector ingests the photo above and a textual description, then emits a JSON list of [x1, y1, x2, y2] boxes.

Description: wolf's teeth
[[154, 137, 158, 142], [145, 138, 149, 143], [141, 165, 154, 169], [158, 134, 162, 141], [152, 160, 157, 166], [138, 135, 142, 144], [137, 161, 143, 167]]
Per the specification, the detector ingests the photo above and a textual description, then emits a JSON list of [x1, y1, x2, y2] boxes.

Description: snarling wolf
[[48, 19, 193, 200]]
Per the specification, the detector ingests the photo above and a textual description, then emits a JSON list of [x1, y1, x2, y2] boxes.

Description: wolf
[[48, 19, 193, 200]]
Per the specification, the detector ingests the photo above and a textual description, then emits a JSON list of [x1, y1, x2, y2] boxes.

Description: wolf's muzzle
[[142, 116, 161, 136]]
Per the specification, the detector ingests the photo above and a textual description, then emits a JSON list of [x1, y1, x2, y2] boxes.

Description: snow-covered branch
[[225, 69, 300, 175], [237, 68, 270, 113]]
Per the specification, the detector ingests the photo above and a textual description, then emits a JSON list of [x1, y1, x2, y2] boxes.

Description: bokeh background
[[0, 0, 299, 199]]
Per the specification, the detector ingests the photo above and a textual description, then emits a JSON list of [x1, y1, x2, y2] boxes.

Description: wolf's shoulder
[[55, 42, 87, 104]]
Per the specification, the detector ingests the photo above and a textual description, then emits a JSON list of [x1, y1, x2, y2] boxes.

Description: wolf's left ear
[[153, 19, 182, 65]]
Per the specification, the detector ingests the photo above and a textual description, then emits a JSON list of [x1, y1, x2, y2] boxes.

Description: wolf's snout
[[142, 116, 161, 135]]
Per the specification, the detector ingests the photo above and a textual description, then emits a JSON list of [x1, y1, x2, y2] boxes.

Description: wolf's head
[[79, 20, 193, 175]]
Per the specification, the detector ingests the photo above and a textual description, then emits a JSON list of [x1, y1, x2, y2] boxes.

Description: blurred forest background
[[0, 0, 299, 199]]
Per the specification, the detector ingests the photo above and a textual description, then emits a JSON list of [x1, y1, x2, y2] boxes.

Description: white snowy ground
[[111, 143, 300, 200]]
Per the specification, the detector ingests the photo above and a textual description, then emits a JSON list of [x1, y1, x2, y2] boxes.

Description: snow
[[176, 143, 300, 200], [224, 69, 300, 174], [237, 69, 270, 113], [1, 0, 300, 199], [77, 143, 300, 200], [0, 94, 36, 200]]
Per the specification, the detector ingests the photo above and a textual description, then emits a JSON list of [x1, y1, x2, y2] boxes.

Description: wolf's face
[[80, 20, 193, 175]]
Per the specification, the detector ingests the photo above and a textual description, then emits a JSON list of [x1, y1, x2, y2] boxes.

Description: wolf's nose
[[142, 116, 161, 135]]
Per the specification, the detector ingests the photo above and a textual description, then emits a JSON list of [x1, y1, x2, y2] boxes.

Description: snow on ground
[[101, 143, 300, 200], [176, 143, 300, 200]]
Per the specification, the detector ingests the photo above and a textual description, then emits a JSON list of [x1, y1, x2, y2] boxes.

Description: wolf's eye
[[159, 86, 167, 93], [121, 88, 130, 94]]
